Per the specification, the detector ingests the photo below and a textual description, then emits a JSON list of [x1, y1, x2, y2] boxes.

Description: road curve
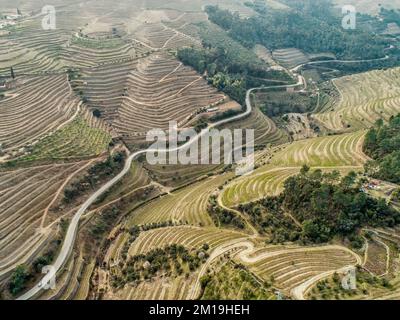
[[18, 70, 308, 300], [19, 52, 381, 300], [17, 87, 259, 300]]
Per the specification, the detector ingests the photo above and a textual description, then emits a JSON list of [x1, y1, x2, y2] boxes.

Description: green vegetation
[[206, 2, 390, 60], [364, 115, 400, 183], [239, 195, 301, 243], [208, 195, 246, 230], [16, 118, 111, 163], [64, 152, 125, 203], [308, 267, 392, 300], [200, 261, 275, 300], [240, 166, 400, 243], [257, 91, 318, 117], [111, 245, 208, 288], [8, 265, 31, 296], [71, 35, 124, 49], [177, 23, 292, 104]]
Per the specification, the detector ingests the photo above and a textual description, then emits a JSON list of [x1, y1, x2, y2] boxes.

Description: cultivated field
[[128, 226, 246, 256], [2, 0, 399, 302], [0, 161, 92, 278], [272, 48, 309, 69], [243, 245, 360, 296], [270, 131, 368, 167], [113, 53, 226, 146], [0, 74, 80, 157], [220, 167, 300, 207], [314, 68, 400, 131], [127, 173, 233, 227]]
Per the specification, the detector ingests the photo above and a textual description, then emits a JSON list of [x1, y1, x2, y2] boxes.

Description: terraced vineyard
[[128, 226, 246, 256], [0, 74, 80, 156], [272, 48, 309, 69], [127, 173, 233, 227], [113, 53, 226, 146], [16, 115, 112, 162], [271, 131, 368, 167], [107, 273, 199, 300], [243, 246, 360, 296], [0, 161, 92, 278], [2, 0, 400, 303], [220, 167, 300, 207], [314, 68, 400, 131]]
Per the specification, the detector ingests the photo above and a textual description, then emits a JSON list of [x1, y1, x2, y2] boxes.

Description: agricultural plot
[[270, 131, 368, 167], [0, 27, 67, 76], [133, 22, 200, 50], [243, 246, 359, 295], [0, 161, 91, 278], [220, 167, 300, 207], [0, 74, 80, 156], [113, 53, 226, 146], [75, 59, 139, 121], [16, 115, 112, 162], [363, 238, 389, 276], [225, 107, 289, 147], [93, 161, 152, 206], [272, 48, 309, 69], [128, 226, 246, 256], [60, 36, 144, 69], [314, 68, 400, 131], [128, 174, 233, 227], [106, 273, 198, 300]]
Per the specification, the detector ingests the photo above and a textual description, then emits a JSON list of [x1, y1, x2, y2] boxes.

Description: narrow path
[[217, 196, 259, 237]]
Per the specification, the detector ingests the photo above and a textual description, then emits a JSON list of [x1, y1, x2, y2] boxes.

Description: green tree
[[9, 265, 31, 296]]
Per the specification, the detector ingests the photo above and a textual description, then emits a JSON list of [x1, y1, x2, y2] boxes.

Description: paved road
[[19, 52, 378, 299], [17, 86, 260, 300]]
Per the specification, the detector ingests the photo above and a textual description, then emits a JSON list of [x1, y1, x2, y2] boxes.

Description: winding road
[[17, 85, 260, 300], [17, 52, 388, 300]]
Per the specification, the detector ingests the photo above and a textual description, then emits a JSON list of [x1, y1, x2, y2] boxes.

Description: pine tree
[[10, 67, 15, 79]]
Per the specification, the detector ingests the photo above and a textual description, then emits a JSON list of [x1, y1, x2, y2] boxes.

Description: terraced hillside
[[242, 245, 360, 297], [220, 167, 300, 207], [113, 53, 226, 146], [272, 48, 309, 69], [314, 68, 400, 131], [270, 131, 368, 167], [15, 114, 112, 163], [2, 0, 400, 303], [127, 174, 232, 227], [128, 226, 246, 256], [0, 161, 93, 278], [0, 74, 80, 157]]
